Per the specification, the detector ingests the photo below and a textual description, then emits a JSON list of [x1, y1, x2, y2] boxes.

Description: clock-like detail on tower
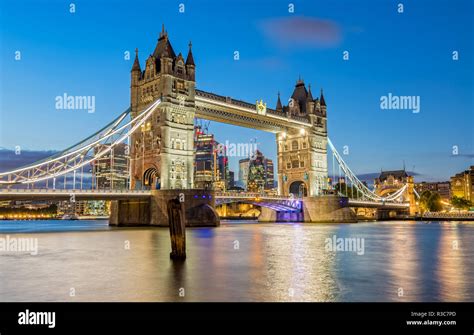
[[256, 99, 267, 115]]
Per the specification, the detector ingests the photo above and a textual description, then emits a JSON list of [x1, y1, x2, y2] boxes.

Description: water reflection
[[436, 223, 466, 301], [1, 220, 473, 302]]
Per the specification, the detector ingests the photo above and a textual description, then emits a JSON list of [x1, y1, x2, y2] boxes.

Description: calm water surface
[[1, 220, 473, 302]]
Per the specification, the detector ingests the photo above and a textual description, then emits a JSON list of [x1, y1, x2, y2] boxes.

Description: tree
[[419, 190, 442, 212], [427, 193, 443, 212], [451, 196, 472, 210]]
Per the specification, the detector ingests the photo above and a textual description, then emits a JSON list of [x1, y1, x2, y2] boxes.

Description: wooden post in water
[[167, 196, 186, 260]]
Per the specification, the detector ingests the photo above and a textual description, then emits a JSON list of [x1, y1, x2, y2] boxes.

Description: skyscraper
[[92, 143, 129, 189], [247, 150, 266, 192], [194, 125, 230, 191], [194, 126, 215, 189], [264, 158, 274, 190], [239, 158, 250, 190]]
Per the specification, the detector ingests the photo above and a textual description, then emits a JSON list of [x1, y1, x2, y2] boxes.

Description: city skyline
[[1, 0, 473, 182]]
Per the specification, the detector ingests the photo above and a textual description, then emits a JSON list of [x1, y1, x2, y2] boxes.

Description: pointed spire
[[159, 24, 167, 39], [307, 84, 314, 101], [320, 88, 326, 106], [131, 48, 141, 72], [276, 92, 282, 111], [186, 41, 195, 66], [297, 75, 304, 85], [153, 24, 176, 59]]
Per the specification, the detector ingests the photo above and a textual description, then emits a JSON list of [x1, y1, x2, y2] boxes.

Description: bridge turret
[[130, 48, 141, 116], [306, 84, 315, 115], [185, 41, 195, 81], [130, 25, 196, 190], [275, 92, 283, 112], [290, 78, 308, 116], [277, 78, 329, 197], [320, 89, 327, 117]]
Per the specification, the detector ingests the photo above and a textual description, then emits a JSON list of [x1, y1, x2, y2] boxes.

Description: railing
[[215, 192, 301, 200], [348, 199, 409, 207], [0, 188, 151, 194], [421, 212, 474, 219]]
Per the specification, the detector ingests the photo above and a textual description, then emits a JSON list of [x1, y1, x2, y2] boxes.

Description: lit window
[[292, 141, 298, 151]]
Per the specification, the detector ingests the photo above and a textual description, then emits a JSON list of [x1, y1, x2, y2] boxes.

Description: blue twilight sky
[[0, 0, 473, 182]]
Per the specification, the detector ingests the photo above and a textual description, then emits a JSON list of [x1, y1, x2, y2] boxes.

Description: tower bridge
[[0, 25, 418, 225]]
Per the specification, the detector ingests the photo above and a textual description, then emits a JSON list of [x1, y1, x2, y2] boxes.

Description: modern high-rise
[[194, 125, 230, 191], [194, 126, 215, 189], [240, 150, 275, 193], [238, 158, 250, 190], [92, 143, 129, 189], [247, 150, 266, 192], [228, 170, 235, 189], [264, 158, 274, 190]]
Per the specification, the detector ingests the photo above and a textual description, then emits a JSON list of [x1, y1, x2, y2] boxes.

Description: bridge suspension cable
[[0, 99, 162, 185], [327, 138, 408, 203]]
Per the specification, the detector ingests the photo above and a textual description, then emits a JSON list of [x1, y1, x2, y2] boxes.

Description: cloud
[[0, 149, 58, 172], [259, 16, 342, 49], [356, 171, 421, 182], [451, 153, 474, 159], [0, 148, 94, 189]]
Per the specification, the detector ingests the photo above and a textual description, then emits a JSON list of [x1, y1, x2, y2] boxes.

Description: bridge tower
[[276, 80, 328, 197], [130, 25, 196, 190], [406, 176, 418, 215]]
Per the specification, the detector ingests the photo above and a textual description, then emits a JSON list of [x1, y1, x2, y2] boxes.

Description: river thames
[[1, 220, 473, 302]]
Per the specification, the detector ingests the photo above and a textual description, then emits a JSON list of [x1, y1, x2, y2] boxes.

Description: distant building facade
[[450, 166, 474, 201], [415, 181, 451, 200]]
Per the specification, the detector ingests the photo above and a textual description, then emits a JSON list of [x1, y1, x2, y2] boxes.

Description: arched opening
[[143, 167, 160, 189], [289, 181, 307, 197]]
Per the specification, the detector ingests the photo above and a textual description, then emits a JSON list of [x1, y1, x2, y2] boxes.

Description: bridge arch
[[143, 167, 159, 188], [185, 203, 220, 226], [289, 180, 308, 197]]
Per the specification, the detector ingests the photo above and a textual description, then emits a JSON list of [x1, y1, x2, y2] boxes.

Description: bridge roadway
[[0, 189, 409, 210]]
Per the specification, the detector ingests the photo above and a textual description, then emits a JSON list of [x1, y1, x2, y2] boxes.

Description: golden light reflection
[[387, 222, 420, 301], [436, 223, 466, 301]]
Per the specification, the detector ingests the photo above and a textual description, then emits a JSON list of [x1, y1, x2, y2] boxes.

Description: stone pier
[[110, 189, 220, 227], [257, 195, 357, 223], [302, 195, 357, 223]]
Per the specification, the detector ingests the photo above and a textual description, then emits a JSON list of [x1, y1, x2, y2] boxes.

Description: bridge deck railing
[[215, 192, 301, 200], [0, 188, 151, 194]]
